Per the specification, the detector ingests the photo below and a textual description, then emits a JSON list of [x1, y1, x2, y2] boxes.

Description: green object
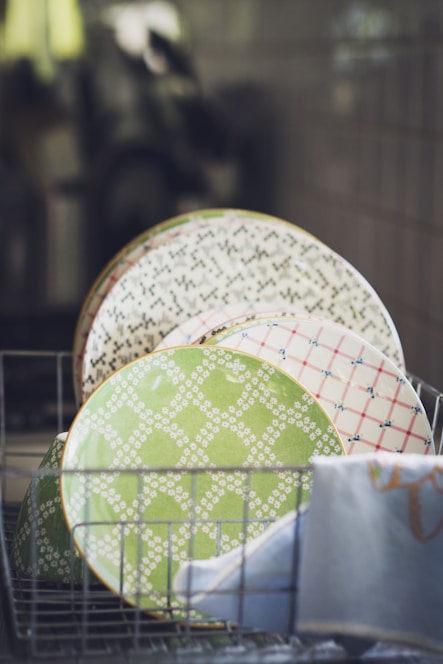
[[11, 433, 88, 584], [2, 0, 85, 80], [61, 346, 343, 614]]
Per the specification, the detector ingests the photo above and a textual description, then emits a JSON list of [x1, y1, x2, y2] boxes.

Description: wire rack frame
[[1, 467, 312, 661], [0, 350, 442, 663]]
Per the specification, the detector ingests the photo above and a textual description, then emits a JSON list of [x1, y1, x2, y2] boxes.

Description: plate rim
[[72, 208, 319, 404], [203, 315, 434, 455], [79, 212, 405, 402], [61, 344, 344, 610]]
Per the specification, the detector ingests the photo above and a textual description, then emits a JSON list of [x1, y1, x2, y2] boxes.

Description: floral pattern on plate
[[62, 346, 343, 613], [11, 433, 93, 584]]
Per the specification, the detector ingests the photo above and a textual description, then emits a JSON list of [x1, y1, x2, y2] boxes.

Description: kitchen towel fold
[[297, 452, 443, 654], [173, 506, 306, 632]]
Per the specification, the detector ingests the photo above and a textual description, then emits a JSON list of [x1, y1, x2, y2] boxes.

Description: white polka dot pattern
[[63, 346, 343, 613]]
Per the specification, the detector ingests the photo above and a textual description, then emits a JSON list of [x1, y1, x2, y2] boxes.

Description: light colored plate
[[72, 212, 208, 405], [72, 208, 315, 404], [81, 211, 404, 402], [61, 345, 343, 614], [155, 302, 316, 349], [204, 316, 434, 455]]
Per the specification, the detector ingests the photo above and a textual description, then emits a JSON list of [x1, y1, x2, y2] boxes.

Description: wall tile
[[180, 0, 226, 45], [428, 232, 443, 326], [402, 137, 421, 222], [432, 143, 443, 230], [179, 0, 443, 387], [435, 52, 443, 134], [260, 0, 335, 44], [379, 134, 399, 212], [224, 0, 263, 45], [355, 132, 382, 206], [397, 313, 443, 388], [417, 140, 438, 227], [353, 209, 378, 278]]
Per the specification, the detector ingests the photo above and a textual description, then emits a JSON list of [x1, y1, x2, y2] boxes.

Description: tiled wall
[[178, 0, 443, 388]]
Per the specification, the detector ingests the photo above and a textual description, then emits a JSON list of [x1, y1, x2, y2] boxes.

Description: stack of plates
[[13, 208, 434, 613], [75, 208, 405, 402]]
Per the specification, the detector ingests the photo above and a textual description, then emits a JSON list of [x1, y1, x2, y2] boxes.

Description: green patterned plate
[[61, 346, 343, 615], [11, 433, 90, 584]]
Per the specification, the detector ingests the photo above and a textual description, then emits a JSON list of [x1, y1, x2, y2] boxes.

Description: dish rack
[[0, 350, 442, 663]]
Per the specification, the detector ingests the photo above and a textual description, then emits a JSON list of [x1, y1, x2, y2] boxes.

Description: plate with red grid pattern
[[154, 302, 319, 349], [202, 316, 434, 455]]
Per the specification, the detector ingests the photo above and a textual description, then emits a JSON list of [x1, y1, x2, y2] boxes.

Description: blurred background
[[0, 0, 441, 390]]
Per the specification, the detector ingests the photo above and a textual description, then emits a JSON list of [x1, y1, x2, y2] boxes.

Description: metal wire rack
[[0, 350, 442, 663]]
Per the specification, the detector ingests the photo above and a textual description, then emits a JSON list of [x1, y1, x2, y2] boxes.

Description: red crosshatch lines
[[205, 316, 434, 456]]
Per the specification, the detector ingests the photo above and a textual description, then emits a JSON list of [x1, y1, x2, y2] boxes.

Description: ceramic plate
[[61, 346, 343, 614], [155, 302, 316, 349], [11, 433, 91, 584], [204, 317, 434, 455], [72, 209, 315, 404], [81, 213, 404, 401]]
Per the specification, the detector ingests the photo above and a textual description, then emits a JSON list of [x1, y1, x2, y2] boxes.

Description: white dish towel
[[297, 452, 443, 654], [173, 506, 307, 632]]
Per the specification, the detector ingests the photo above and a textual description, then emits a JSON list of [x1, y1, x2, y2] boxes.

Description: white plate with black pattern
[[72, 209, 315, 404], [81, 210, 404, 401]]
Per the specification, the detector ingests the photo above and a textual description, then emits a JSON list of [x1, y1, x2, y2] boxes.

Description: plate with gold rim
[[154, 301, 318, 349], [80, 212, 404, 402], [61, 345, 343, 615], [73, 208, 317, 404], [203, 316, 433, 455]]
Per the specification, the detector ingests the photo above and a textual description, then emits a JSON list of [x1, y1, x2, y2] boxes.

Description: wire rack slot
[[1, 350, 442, 662]]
